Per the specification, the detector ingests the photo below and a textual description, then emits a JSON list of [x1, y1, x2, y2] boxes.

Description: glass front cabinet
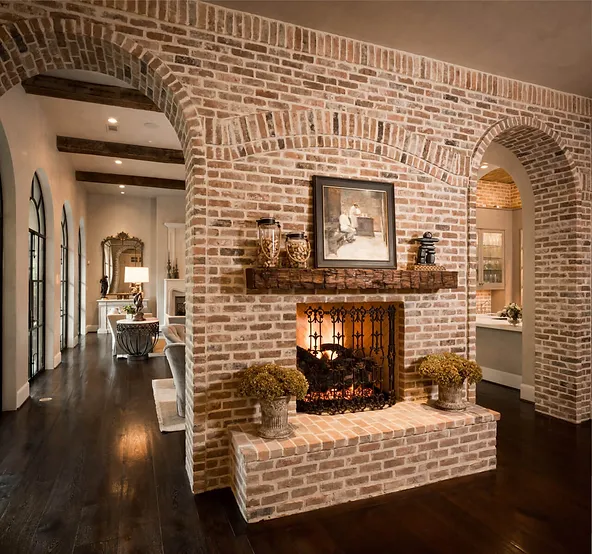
[[477, 229, 505, 290]]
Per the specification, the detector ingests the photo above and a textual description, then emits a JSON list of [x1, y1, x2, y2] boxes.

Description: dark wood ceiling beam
[[75, 171, 185, 191], [22, 75, 159, 111], [57, 136, 184, 164]]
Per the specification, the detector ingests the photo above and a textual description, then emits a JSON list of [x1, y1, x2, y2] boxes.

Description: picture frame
[[312, 176, 396, 268]]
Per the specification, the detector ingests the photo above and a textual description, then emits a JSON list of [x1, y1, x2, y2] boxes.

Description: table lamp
[[124, 266, 149, 321]]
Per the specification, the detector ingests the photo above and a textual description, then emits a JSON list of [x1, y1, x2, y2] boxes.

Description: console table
[[97, 298, 149, 334], [116, 318, 159, 361]]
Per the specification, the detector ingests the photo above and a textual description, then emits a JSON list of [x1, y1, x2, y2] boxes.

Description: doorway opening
[[475, 165, 525, 396]]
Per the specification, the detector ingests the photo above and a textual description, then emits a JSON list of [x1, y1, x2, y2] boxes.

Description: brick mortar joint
[[8, 1, 592, 116]]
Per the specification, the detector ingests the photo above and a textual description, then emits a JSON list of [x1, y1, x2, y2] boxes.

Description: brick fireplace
[[228, 270, 499, 523]]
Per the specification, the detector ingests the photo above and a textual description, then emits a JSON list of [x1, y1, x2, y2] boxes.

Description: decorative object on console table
[[313, 176, 396, 269], [116, 318, 159, 361], [256, 217, 281, 267], [124, 266, 149, 321], [285, 232, 311, 268], [238, 363, 309, 439], [122, 304, 136, 320], [411, 232, 447, 271], [419, 352, 483, 411], [500, 302, 522, 325]]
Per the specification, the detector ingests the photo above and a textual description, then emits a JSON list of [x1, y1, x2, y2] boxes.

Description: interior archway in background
[[472, 118, 590, 423]]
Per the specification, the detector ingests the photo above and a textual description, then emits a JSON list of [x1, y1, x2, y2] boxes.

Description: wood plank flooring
[[0, 335, 589, 553]]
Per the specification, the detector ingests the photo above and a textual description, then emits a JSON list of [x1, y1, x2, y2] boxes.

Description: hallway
[[0, 335, 201, 553], [0, 336, 589, 553]]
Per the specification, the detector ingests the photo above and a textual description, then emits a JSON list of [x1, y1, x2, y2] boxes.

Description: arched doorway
[[472, 118, 590, 423], [28, 172, 46, 380], [60, 205, 68, 351], [0, 17, 205, 490]]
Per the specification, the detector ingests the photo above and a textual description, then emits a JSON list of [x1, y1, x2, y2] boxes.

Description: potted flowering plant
[[239, 363, 309, 439], [122, 305, 136, 320], [419, 353, 482, 410], [500, 302, 522, 325]]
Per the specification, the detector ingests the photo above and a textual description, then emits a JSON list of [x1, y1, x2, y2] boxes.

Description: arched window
[[78, 227, 82, 337], [29, 173, 46, 379], [60, 206, 68, 351]]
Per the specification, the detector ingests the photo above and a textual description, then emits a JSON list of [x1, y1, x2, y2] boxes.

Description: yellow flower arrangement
[[419, 353, 482, 387], [238, 363, 309, 401]]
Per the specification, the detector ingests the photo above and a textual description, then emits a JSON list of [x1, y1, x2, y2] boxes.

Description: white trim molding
[[520, 384, 535, 403], [16, 381, 29, 408], [481, 366, 522, 391], [52, 352, 61, 369]]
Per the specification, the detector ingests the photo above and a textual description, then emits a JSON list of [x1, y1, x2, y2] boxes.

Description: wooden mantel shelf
[[246, 267, 458, 292]]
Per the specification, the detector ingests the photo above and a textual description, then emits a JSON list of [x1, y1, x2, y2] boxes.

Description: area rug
[[149, 337, 166, 357], [152, 378, 185, 433]]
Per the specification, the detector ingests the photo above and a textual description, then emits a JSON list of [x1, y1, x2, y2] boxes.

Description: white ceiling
[[210, 0, 592, 97], [83, 181, 184, 198], [32, 69, 184, 198]]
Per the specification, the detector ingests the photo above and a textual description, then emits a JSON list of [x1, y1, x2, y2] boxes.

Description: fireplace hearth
[[296, 303, 396, 415]]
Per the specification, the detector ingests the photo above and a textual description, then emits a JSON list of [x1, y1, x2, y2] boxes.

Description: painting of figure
[[312, 176, 396, 268]]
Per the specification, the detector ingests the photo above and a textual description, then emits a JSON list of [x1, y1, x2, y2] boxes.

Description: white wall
[[0, 85, 86, 410], [156, 196, 185, 322], [86, 192, 184, 328]]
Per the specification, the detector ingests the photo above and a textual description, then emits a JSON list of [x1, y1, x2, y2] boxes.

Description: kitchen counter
[[477, 314, 522, 333], [476, 314, 522, 390]]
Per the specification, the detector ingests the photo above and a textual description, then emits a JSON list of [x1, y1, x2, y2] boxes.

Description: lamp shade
[[124, 266, 149, 283]]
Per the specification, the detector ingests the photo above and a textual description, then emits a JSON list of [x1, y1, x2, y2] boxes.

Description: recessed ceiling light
[[115, 159, 123, 165], [107, 117, 118, 124], [480, 163, 489, 169], [121, 191, 125, 195], [119, 185, 125, 189]]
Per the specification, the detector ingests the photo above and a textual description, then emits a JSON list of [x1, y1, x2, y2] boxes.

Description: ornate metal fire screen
[[297, 304, 396, 415]]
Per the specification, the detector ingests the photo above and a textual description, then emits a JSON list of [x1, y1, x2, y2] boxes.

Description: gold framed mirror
[[101, 232, 144, 295]]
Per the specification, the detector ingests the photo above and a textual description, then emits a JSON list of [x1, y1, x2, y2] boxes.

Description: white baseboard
[[481, 366, 521, 390], [520, 384, 535, 403], [52, 352, 61, 369], [87, 325, 98, 333], [16, 382, 29, 408]]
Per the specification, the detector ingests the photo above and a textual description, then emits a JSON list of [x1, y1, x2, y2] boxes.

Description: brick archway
[[0, 17, 207, 488], [472, 117, 591, 423], [209, 108, 467, 186]]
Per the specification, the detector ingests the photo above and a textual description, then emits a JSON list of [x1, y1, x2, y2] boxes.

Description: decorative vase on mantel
[[238, 363, 309, 440], [506, 317, 521, 326]]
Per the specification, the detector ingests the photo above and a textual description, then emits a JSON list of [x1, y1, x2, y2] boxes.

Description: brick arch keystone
[[470, 116, 590, 424], [0, 17, 207, 490], [210, 109, 468, 186]]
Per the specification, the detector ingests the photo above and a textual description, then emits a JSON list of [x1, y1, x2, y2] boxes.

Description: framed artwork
[[312, 176, 396, 268]]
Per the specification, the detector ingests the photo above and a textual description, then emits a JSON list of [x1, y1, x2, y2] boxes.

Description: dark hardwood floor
[[0, 335, 589, 553]]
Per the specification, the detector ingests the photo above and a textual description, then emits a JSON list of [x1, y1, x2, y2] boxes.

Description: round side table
[[116, 318, 159, 361]]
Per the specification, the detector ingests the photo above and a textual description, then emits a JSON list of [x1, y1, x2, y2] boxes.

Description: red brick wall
[[477, 180, 522, 209], [0, 1, 589, 492]]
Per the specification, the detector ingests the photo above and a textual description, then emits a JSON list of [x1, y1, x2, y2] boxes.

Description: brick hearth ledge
[[229, 402, 500, 522]]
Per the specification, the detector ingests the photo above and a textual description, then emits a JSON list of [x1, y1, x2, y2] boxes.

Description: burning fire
[[306, 384, 374, 401]]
